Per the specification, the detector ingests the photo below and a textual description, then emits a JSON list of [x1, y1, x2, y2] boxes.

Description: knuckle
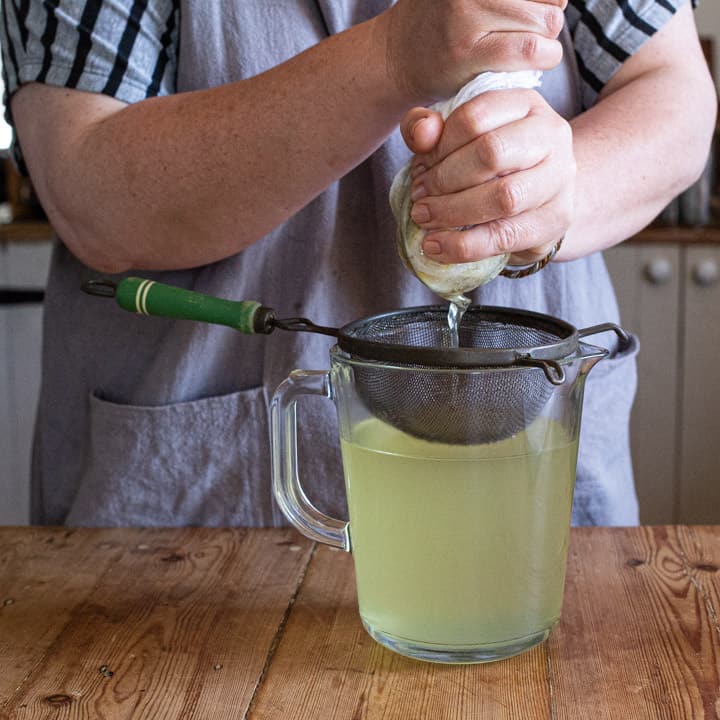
[[429, 164, 448, 194], [544, 7, 564, 37], [477, 131, 506, 173], [519, 33, 539, 63], [453, 234, 476, 263], [491, 221, 521, 255], [519, 87, 541, 106], [456, 102, 483, 136], [497, 177, 524, 216]]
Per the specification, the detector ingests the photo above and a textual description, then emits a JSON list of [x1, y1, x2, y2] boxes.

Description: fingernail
[[411, 182, 427, 201], [410, 117, 426, 141], [411, 163, 426, 179], [411, 203, 431, 224], [423, 239, 442, 255]]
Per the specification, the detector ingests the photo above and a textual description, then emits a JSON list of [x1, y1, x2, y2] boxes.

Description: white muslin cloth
[[390, 70, 542, 304]]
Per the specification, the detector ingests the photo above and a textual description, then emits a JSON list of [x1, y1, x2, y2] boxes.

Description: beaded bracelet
[[499, 236, 564, 279]]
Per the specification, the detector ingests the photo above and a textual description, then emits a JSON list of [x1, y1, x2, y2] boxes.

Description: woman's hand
[[400, 88, 576, 266], [377, 0, 567, 105]]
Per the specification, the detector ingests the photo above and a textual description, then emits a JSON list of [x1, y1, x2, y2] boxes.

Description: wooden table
[[1, 526, 718, 719]]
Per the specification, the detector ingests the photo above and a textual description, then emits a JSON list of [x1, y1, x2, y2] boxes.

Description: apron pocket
[[66, 387, 277, 527]]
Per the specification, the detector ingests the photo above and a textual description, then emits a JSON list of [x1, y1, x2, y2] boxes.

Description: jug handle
[[270, 370, 351, 551]]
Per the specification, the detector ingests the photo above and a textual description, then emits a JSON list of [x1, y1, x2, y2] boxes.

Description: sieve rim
[[329, 345, 588, 375], [336, 304, 579, 369]]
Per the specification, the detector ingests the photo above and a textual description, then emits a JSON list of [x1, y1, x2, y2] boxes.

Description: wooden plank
[[549, 526, 720, 719], [0, 528, 128, 704], [675, 526, 720, 660], [249, 544, 552, 720], [0, 527, 313, 720]]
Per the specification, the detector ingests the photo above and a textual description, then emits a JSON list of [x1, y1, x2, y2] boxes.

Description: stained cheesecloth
[[389, 70, 543, 305]]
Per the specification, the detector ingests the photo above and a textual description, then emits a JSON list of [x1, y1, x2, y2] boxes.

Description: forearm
[[563, 11, 717, 261], [18, 18, 405, 273]]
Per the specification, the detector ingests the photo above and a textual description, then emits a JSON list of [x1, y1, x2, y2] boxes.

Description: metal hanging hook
[[81, 280, 118, 298]]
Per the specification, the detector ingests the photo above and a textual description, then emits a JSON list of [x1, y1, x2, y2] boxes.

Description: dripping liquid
[[447, 295, 471, 348]]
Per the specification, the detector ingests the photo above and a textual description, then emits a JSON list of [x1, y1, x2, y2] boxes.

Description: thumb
[[400, 108, 444, 154]]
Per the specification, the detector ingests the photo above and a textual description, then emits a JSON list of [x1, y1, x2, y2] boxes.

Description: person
[[0, 0, 715, 528]]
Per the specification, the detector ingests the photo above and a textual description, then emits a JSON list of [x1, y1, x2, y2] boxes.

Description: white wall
[[696, 2, 720, 87]]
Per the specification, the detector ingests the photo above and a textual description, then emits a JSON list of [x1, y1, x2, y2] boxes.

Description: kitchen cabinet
[[604, 235, 720, 524], [0, 236, 53, 525]]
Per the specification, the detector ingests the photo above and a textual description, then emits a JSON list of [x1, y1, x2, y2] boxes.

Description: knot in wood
[[161, 552, 185, 563]]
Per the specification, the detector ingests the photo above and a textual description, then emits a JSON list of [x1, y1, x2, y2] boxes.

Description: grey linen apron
[[34, 1, 639, 528]]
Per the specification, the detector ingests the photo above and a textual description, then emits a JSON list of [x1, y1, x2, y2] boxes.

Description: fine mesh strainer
[[83, 277, 629, 445]]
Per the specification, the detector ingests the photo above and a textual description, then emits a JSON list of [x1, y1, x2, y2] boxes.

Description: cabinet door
[[679, 244, 720, 523], [604, 243, 681, 524], [0, 240, 53, 525], [0, 247, 12, 521]]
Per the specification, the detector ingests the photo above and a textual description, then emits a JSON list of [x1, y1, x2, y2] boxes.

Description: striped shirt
[[0, 0, 696, 169]]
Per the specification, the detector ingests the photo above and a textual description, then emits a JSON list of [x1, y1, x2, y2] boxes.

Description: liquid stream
[[447, 294, 470, 349]]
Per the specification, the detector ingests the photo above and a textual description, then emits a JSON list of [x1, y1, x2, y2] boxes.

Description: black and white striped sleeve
[[1, 0, 179, 164], [566, 0, 699, 109]]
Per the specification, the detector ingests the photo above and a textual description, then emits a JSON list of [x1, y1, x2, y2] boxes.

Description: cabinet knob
[[692, 259, 719, 287], [644, 258, 673, 285]]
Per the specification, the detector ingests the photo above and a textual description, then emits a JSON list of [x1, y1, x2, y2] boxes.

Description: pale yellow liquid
[[341, 416, 578, 649]]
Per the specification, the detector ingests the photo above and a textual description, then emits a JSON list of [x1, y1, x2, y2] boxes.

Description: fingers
[[475, 0, 566, 38], [421, 200, 572, 265], [411, 157, 568, 230], [382, 0, 566, 102], [402, 87, 574, 265], [413, 89, 543, 171], [411, 111, 555, 199], [473, 31, 564, 73]]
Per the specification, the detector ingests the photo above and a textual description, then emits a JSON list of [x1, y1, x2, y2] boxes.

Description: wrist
[[366, 11, 435, 110]]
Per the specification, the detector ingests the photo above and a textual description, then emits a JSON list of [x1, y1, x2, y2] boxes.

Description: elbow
[[45, 206, 134, 275], [29, 167, 135, 275], [34, 176, 133, 273], [73, 247, 134, 276]]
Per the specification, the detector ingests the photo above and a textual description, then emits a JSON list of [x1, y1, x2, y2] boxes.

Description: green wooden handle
[[115, 277, 269, 334]]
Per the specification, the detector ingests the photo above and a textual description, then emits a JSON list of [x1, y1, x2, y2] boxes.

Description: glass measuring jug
[[271, 339, 611, 664]]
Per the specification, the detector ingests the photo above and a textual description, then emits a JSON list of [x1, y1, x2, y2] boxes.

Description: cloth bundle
[[390, 70, 542, 305]]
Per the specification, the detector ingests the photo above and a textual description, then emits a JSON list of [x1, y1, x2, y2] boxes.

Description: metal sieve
[[83, 278, 629, 445]]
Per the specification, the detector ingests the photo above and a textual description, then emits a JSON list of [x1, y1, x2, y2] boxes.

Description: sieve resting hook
[[516, 357, 566, 385]]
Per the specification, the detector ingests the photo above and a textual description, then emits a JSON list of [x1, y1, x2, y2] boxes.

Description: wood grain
[[0, 528, 127, 706], [0, 527, 313, 720], [549, 526, 720, 720], [248, 545, 552, 720], [1, 527, 718, 719]]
